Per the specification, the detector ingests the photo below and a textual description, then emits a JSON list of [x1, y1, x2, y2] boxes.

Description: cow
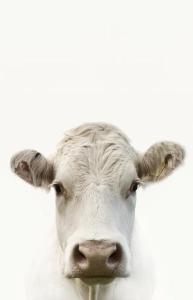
[[10, 123, 185, 300]]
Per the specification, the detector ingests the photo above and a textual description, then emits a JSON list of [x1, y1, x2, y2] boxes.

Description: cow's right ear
[[10, 150, 54, 187]]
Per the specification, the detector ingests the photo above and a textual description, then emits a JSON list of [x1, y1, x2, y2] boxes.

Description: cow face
[[10, 123, 185, 283]]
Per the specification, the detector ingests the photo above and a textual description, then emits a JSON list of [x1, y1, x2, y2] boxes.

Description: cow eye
[[53, 183, 64, 196], [130, 180, 140, 193]]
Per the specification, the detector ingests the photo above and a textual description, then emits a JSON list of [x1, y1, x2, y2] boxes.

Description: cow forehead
[[53, 123, 138, 187], [56, 122, 137, 157]]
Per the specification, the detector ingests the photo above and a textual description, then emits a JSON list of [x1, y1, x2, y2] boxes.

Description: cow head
[[10, 123, 185, 283]]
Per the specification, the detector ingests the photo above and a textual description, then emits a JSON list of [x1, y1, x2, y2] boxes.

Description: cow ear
[[137, 142, 185, 182], [10, 150, 54, 187]]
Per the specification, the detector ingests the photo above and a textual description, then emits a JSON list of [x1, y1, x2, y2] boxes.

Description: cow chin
[[79, 277, 115, 285]]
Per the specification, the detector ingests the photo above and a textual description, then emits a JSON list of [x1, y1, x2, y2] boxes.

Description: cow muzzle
[[70, 240, 123, 278]]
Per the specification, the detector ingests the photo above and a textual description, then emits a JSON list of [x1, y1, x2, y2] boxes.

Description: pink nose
[[72, 240, 122, 277]]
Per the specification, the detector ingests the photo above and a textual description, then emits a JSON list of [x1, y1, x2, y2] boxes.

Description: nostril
[[108, 244, 122, 266], [73, 245, 87, 264]]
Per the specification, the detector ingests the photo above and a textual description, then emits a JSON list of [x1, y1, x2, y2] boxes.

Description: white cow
[[11, 123, 185, 300]]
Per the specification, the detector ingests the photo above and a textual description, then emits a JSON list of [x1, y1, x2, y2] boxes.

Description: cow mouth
[[66, 270, 130, 283], [66, 274, 121, 285]]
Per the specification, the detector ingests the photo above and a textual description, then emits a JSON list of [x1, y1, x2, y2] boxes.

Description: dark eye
[[130, 180, 140, 193], [53, 183, 64, 195]]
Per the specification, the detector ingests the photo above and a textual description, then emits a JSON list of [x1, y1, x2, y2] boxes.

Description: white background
[[0, 1, 193, 299]]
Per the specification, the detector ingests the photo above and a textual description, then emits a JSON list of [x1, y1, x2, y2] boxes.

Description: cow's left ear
[[10, 149, 54, 187], [137, 142, 185, 182]]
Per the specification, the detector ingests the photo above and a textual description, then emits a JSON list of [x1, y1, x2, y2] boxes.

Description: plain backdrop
[[0, 1, 193, 299]]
